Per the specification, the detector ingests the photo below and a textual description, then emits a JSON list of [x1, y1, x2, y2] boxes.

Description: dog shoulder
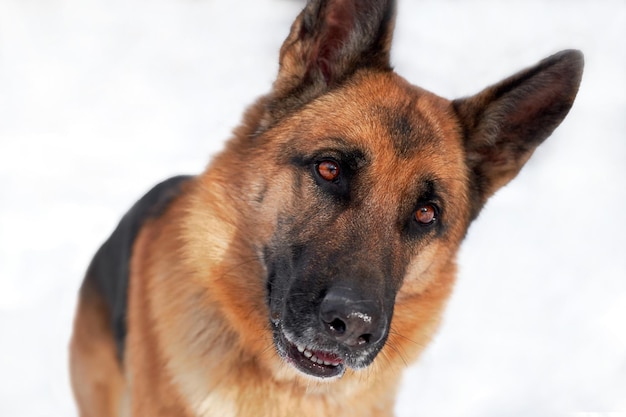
[[83, 174, 194, 360]]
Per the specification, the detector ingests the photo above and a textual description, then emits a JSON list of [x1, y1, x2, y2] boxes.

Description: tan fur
[[126, 73, 463, 416], [69, 287, 127, 417], [71, 73, 463, 416], [69, 1, 583, 415]]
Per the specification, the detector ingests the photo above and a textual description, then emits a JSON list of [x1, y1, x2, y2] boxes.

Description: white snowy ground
[[0, 0, 624, 416]]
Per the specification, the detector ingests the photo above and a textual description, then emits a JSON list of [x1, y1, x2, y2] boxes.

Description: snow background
[[0, 0, 624, 416]]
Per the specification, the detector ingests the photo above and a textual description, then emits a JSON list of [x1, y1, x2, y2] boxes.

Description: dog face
[[200, 0, 582, 383], [258, 74, 472, 378]]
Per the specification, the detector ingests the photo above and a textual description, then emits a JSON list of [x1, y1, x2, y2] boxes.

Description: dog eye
[[414, 204, 437, 225], [316, 160, 340, 182]]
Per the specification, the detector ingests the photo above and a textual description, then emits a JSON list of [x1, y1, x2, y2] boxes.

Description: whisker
[[388, 329, 424, 348], [384, 340, 409, 368]]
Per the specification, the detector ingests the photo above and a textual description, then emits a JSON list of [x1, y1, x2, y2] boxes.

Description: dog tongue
[[313, 350, 342, 366]]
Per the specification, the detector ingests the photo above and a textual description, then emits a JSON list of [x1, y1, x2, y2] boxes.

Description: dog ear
[[453, 50, 584, 217], [263, 0, 396, 125]]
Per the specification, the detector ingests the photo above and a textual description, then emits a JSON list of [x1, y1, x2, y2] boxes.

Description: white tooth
[[303, 350, 312, 358], [323, 360, 331, 366], [317, 358, 325, 365], [310, 355, 318, 363], [296, 345, 305, 353]]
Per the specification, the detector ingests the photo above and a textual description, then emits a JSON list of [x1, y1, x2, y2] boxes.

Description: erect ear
[[453, 50, 584, 217], [263, 0, 396, 126]]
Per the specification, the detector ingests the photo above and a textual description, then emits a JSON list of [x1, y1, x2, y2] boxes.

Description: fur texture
[[69, 1, 583, 416]]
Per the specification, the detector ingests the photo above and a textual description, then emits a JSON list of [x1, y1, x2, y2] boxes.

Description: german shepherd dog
[[69, 0, 583, 416]]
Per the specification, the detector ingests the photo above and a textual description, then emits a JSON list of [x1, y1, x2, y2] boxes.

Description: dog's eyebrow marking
[[390, 114, 414, 156], [377, 105, 436, 158]]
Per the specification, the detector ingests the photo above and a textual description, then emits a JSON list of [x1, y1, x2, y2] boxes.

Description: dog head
[[199, 0, 583, 383]]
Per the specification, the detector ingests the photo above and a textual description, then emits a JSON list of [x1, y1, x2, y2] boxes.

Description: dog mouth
[[275, 329, 346, 379]]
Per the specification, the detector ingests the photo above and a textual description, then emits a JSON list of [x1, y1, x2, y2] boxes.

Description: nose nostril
[[320, 287, 385, 348], [328, 318, 346, 335], [357, 334, 371, 346]]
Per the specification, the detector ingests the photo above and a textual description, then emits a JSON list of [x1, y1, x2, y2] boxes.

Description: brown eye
[[317, 160, 340, 182], [415, 204, 437, 225]]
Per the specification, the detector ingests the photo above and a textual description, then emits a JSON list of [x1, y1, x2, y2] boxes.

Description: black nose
[[319, 287, 386, 348]]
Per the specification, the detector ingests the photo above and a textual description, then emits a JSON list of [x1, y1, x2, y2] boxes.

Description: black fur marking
[[83, 175, 193, 362], [377, 105, 436, 158], [389, 114, 416, 157]]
